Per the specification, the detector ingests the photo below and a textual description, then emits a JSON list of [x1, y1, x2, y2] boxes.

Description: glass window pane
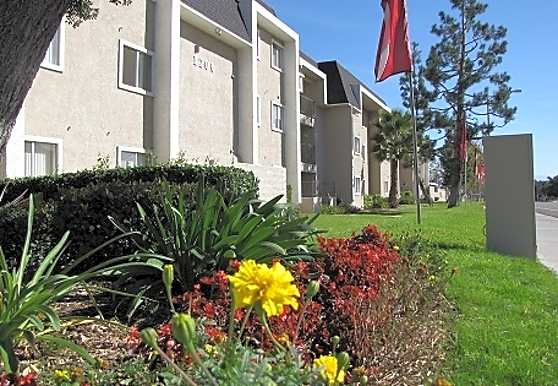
[[139, 53, 152, 92], [122, 46, 138, 87], [43, 26, 61, 66], [121, 151, 137, 167], [24, 142, 33, 177], [137, 153, 146, 166], [34, 142, 57, 176]]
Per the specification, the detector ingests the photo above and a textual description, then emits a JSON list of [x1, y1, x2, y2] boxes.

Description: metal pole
[[408, 71, 422, 225]]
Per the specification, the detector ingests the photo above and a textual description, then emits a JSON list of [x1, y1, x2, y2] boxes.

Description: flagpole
[[408, 70, 422, 225]]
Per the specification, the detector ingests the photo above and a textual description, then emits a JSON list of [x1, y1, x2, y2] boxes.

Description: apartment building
[[316, 61, 392, 208], [400, 161, 430, 197], [0, 0, 393, 209]]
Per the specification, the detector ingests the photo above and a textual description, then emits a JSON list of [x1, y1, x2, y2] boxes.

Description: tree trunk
[[448, 0, 467, 209], [388, 159, 399, 208], [0, 1, 67, 153], [419, 177, 433, 206]]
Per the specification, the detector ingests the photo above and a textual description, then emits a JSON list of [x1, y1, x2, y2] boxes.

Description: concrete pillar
[[3, 106, 26, 178], [153, 0, 181, 161], [484, 134, 537, 258], [284, 39, 301, 204]]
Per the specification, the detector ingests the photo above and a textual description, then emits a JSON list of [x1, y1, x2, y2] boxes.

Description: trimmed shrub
[[0, 164, 258, 203], [399, 190, 415, 205], [364, 194, 388, 209], [0, 164, 258, 270]]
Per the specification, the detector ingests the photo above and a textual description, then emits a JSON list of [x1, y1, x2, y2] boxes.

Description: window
[[362, 145, 366, 159], [41, 23, 64, 72], [271, 41, 283, 71], [354, 177, 362, 195], [272, 102, 284, 132], [119, 40, 154, 95], [118, 146, 146, 168], [384, 180, 389, 194], [24, 139, 60, 177], [257, 96, 262, 127], [353, 136, 361, 155]]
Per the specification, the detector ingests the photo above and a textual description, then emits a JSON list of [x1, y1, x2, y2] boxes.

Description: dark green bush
[[0, 164, 258, 203], [399, 190, 415, 205], [0, 165, 258, 271], [364, 194, 388, 209]]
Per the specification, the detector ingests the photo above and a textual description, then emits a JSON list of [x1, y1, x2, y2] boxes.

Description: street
[[536, 202, 558, 272], [536, 201, 558, 218]]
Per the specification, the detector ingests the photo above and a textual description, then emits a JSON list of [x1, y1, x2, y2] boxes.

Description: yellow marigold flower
[[313, 355, 345, 385], [228, 260, 300, 317], [54, 369, 71, 382], [204, 344, 217, 356]]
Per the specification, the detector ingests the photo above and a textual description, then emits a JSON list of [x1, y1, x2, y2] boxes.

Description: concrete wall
[[351, 109, 368, 207], [484, 134, 537, 258], [256, 28, 284, 167], [21, 0, 155, 172], [319, 105, 352, 203], [237, 162, 286, 202], [365, 111, 391, 198], [179, 22, 237, 165]]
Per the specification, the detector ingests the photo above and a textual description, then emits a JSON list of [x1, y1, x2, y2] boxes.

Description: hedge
[[0, 164, 258, 203], [0, 164, 259, 270]]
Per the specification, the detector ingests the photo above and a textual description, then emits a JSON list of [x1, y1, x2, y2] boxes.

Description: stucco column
[[3, 105, 25, 177], [284, 40, 302, 204], [237, 45, 256, 164], [153, 0, 181, 161]]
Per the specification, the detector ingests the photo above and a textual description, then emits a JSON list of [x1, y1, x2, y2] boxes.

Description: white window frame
[[256, 96, 262, 127], [354, 176, 362, 195], [353, 136, 361, 156], [118, 39, 154, 97], [271, 40, 283, 72], [40, 21, 65, 73], [271, 101, 284, 133], [117, 145, 147, 168], [24, 135, 63, 176]]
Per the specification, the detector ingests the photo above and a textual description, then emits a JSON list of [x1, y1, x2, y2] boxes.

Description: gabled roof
[[182, 0, 251, 41], [255, 0, 277, 15], [318, 60, 387, 108], [300, 50, 319, 68]]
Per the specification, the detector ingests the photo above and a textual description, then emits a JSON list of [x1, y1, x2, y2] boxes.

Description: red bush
[[128, 226, 400, 361]]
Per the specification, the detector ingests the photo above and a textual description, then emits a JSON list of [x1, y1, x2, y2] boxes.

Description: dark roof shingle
[[181, 0, 251, 41], [318, 60, 386, 108]]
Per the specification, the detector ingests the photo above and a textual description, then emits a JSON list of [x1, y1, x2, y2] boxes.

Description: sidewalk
[[537, 213, 558, 273]]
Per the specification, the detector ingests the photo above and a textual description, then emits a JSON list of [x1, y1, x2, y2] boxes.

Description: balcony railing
[[300, 95, 316, 127]]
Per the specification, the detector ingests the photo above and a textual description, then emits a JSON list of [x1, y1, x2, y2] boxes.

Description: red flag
[[375, 0, 413, 82], [458, 117, 468, 161]]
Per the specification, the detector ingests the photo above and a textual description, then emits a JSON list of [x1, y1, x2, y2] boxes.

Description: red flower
[[159, 323, 172, 337], [203, 303, 216, 319], [16, 373, 37, 386]]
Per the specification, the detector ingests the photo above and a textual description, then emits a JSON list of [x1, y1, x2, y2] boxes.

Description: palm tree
[[373, 110, 413, 208]]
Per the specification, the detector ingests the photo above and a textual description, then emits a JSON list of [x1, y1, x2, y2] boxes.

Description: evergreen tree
[[0, 0, 132, 153], [424, 0, 517, 207], [398, 42, 439, 203]]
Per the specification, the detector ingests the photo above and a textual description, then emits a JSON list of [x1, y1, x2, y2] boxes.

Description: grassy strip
[[316, 203, 558, 385]]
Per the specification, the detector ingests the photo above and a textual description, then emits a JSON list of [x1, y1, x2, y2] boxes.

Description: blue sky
[[265, 0, 558, 179]]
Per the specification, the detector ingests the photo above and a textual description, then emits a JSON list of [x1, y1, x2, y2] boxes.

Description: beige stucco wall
[[364, 110, 391, 198], [319, 105, 352, 203], [178, 22, 238, 165], [237, 163, 286, 202], [256, 28, 284, 167], [351, 109, 368, 207], [23, 0, 155, 172]]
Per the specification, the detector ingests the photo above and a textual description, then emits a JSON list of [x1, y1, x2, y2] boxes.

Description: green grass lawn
[[316, 203, 558, 386]]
